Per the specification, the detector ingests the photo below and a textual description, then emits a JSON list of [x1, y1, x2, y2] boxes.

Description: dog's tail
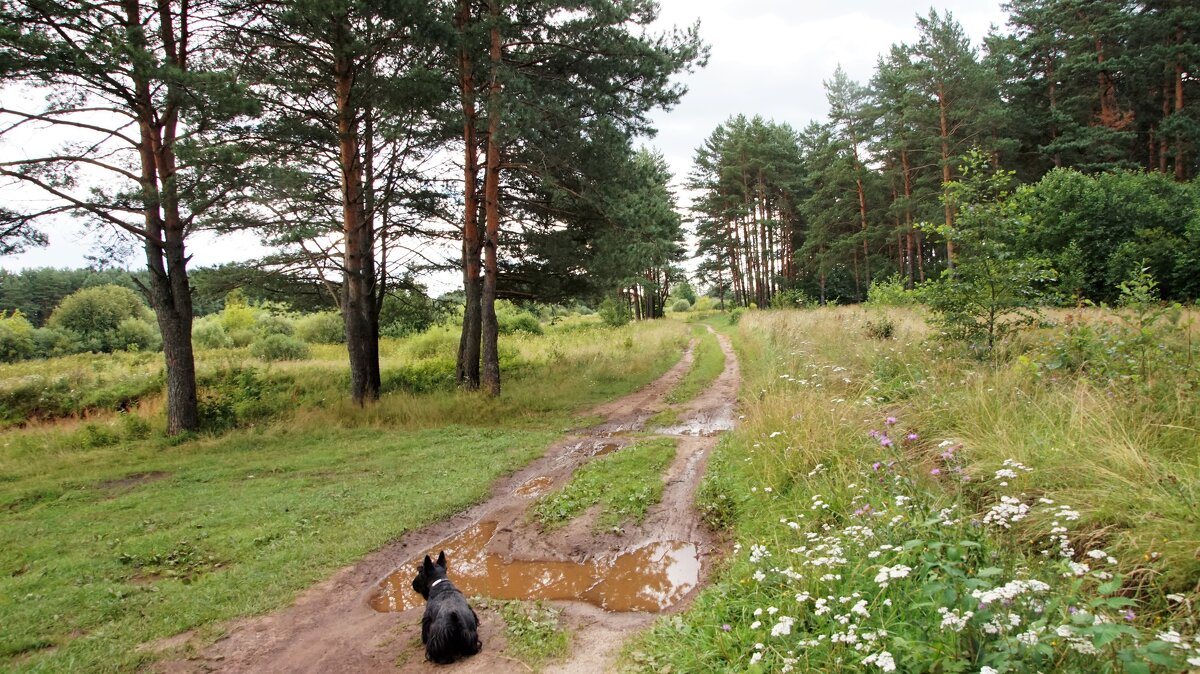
[[454, 611, 483, 656]]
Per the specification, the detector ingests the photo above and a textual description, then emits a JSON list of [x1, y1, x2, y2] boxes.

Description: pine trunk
[[938, 83, 955, 269], [480, 8, 502, 397], [133, 0, 198, 434], [335, 50, 380, 405], [455, 0, 482, 389]]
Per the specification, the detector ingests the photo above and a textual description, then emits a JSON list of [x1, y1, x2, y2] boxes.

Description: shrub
[[112, 317, 161, 352], [218, 290, 257, 333], [250, 334, 310, 361], [863, 315, 896, 340], [598, 298, 631, 327], [47, 285, 151, 352], [866, 273, 918, 306], [254, 312, 295, 337], [295, 311, 345, 344], [31, 326, 76, 358], [0, 311, 36, 362], [407, 327, 459, 359], [728, 306, 745, 325], [496, 300, 544, 335], [197, 366, 288, 433], [671, 298, 692, 313], [192, 316, 233, 349], [769, 289, 814, 309]]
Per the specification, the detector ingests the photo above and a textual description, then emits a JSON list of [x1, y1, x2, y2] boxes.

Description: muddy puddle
[[654, 412, 735, 437], [369, 521, 699, 614], [513, 476, 554, 497]]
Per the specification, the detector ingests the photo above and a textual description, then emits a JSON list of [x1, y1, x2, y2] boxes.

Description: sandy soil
[[157, 326, 740, 674]]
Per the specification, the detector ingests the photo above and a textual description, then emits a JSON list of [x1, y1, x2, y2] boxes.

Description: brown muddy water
[[368, 521, 699, 613]]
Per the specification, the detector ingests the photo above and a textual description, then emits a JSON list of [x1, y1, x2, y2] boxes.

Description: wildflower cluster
[[642, 414, 1199, 673]]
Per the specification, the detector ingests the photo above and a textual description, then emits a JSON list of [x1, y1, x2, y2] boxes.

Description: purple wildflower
[[885, 416, 898, 426], [722, 623, 732, 632], [907, 432, 919, 441], [930, 468, 941, 476], [872, 462, 882, 471], [880, 436, 893, 448]]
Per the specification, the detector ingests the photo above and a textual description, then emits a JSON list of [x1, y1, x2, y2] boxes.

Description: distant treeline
[[692, 3, 1200, 306]]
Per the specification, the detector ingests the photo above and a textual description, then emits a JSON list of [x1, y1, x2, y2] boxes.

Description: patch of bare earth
[[157, 327, 740, 673]]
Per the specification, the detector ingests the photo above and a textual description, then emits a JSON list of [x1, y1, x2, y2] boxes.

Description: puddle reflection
[[369, 522, 699, 614]]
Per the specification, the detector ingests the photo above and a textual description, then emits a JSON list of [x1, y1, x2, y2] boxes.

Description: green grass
[[0, 319, 689, 673], [483, 599, 570, 671], [625, 306, 1200, 673], [664, 324, 725, 405], [532, 437, 677, 530]]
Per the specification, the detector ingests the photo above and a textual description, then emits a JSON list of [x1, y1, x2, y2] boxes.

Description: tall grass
[[627, 306, 1199, 673]]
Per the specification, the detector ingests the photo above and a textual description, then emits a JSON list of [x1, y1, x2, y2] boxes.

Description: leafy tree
[[0, 311, 36, 362], [0, 0, 256, 432], [48, 285, 158, 353], [924, 149, 1053, 353]]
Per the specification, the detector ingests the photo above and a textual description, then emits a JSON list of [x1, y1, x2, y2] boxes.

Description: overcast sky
[[0, 0, 1010, 276]]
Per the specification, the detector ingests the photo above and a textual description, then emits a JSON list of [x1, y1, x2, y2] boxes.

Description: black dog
[[411, 550, 482, 664]]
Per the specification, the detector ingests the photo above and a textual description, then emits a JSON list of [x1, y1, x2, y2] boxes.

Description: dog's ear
[[423, 554, 434, 574], [436, 550, 447, 569]]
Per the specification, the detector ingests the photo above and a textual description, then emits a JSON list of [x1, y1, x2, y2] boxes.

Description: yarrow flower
[[862, 650, 896, 672], [873, 564, 912, 588]]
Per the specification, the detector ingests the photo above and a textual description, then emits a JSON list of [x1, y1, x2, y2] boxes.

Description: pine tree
[[0, 0, 256, 433]]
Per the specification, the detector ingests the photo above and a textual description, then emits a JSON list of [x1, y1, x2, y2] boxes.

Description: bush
[[31, 326, 76, 358], [254, 312, 295, 337], [218, 291, 257, 333], [295, 311, 345, 344], [727, 306, 745, 325], [496, 300, 544, 335], [866, 273, 918, 306], [47, 285, 151, 353], [769, 289, 814, 309], [0, 311, 36, 362], [598, 298, 631, 327], [192, 316, 233, 349], [227, 328, 256, 348], [197, 366, 289, 433], [671, 298, 692, 313], [863, 315, 896, 340], [250, 334, 310, 361], [112, 317, 161, 352], [407, 327, 459, 359]]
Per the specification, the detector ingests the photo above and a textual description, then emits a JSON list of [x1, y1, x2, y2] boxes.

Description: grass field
[[628, 306, 1199, 673], [0, 317, 688, 672]]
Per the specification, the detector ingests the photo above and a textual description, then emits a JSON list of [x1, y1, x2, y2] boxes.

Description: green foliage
[[496, 300, 544, 335], [30, 326, 75, 359], [673, 281, 698, 305], [769, 289, 815, 309], [866, 274, 918, 306], [0, 311, 36, 363], [1013, 169, 1200, 303], [218, 290, 257, 334], [295, 311, 345, 344], [192, 316, 233, 349], [379, 289, 445, 338], [925, 150, 1054, 353], [47, 285, 153, 353], [727, 307, 745, 325], [0, 268, 146, 327], [250, 334, 310, 362], [598, 298, 632, 328], [254, 312, 295, 337], [671, 298, 692, 313], [196, 367, 287, 433]]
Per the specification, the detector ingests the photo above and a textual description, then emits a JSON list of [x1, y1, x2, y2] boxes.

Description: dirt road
[[161, 326, 740, 674]]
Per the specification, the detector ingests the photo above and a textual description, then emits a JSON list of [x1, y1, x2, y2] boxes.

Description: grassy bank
[[628, 306, 1199, 673], [0, 318, 688, 672], [532, 437, 678, 530]]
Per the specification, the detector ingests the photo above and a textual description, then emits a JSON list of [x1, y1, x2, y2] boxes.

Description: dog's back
[[423, 588, 482, 664], [413, 552, 482, 664]]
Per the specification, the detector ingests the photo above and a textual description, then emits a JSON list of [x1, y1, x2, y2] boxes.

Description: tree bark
[[455, 0, 482, 389], [334, 34, 380, 405], [480, 4, 502, 396], [132, 0, 198, 434], [938, 82, 955, 269], [1174, 26, 1185, 181]]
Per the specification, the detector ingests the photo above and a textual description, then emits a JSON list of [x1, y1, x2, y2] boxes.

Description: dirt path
[[160, 326, 740, 674]]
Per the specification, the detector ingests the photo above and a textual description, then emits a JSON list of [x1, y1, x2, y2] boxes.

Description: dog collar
[[429, 578, 448, 590]]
